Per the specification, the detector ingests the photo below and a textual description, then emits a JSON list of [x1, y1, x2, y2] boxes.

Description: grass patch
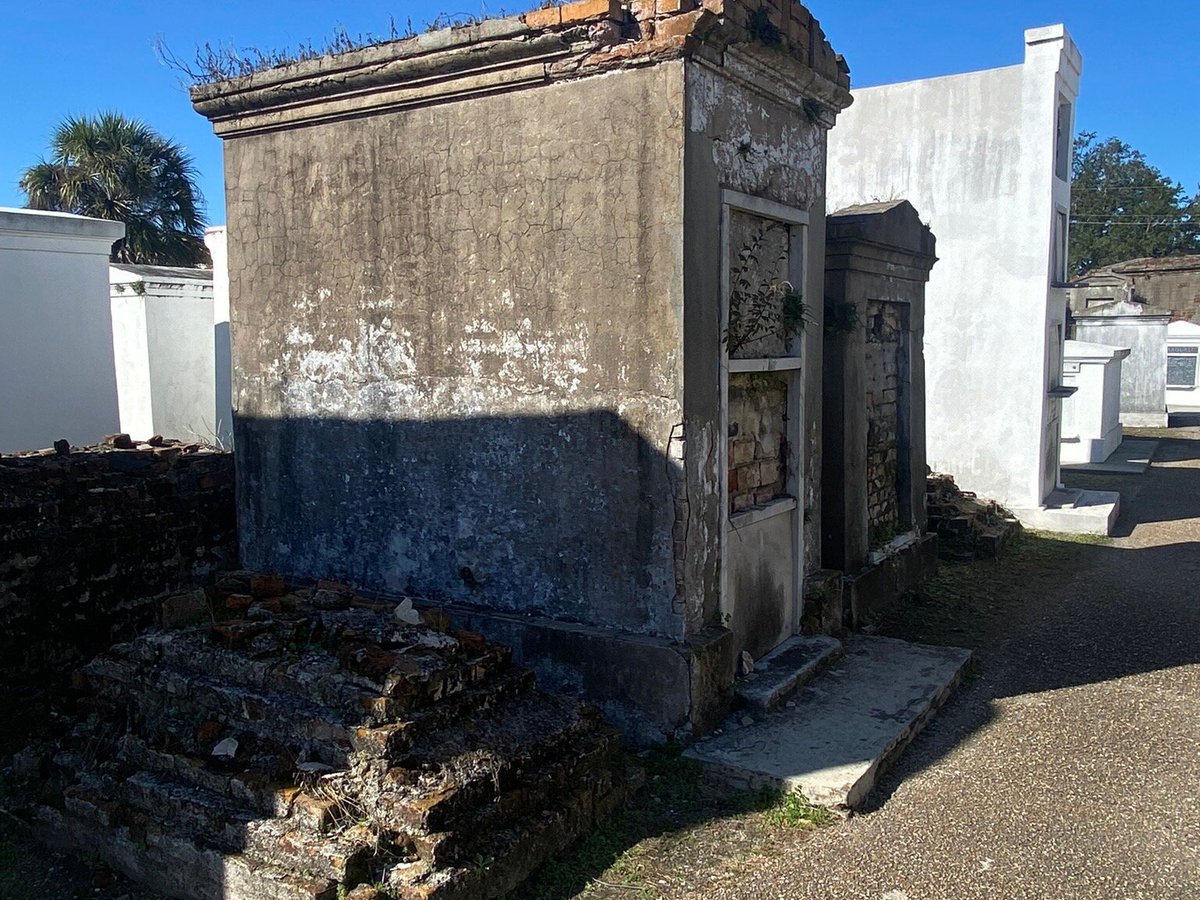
[[872, 528, 1109, 652], [519, 746, 834, 899], [762, 790, 836, 829]]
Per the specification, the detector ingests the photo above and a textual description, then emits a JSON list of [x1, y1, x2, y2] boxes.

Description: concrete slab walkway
[[710, 435, 1200, 899], [687, 638, 971, 809], [1062, 437, 1158, 474]]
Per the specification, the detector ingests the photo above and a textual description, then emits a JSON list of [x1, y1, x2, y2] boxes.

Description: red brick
[[559, 0, 622, 25], [523, 5, 561, 28], [249, 573, 287, 598], [225, 593, 252, 611], [655, 9, 715, 38]]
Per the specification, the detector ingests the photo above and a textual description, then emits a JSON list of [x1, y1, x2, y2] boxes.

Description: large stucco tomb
[[193, 0, 852, 741]]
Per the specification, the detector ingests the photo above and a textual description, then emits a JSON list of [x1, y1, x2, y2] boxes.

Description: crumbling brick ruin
[[16, 573, 628, 897], [0, 438, 234, 722], [17, 575, 633, 899]]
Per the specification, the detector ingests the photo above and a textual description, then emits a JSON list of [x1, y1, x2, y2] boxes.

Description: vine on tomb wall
[[724, 220, 809, 356]]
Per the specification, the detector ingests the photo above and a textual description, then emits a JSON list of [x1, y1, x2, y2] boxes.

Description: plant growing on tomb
[[725, 221, 809, 356], [823, 297, 860, 334]]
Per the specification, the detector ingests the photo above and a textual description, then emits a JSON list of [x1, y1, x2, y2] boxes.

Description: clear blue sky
[[2, 0, 1196, 225]]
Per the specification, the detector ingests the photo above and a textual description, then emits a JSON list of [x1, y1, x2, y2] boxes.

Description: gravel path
[[717, 435, 1200, 899]]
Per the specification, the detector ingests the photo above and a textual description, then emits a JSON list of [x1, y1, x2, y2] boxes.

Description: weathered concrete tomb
[[821, 200, 938, 626], [191, 0, 853, 741], [825, 26, 1121, 535]]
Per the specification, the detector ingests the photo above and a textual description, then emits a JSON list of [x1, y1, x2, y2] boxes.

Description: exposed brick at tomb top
[[0, 441, 236, 711]]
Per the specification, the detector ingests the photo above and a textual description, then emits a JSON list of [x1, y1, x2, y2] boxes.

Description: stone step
[[114, 734, 362, 836], [347, 668, 538, 758], [35, 803, 339, 900], [82, 658, 358, 767], [686, 636, 972, 810], [114, 734, 308, 824], [115, 621, 513, 722], [736, 636, 844, 711], [58, 766, 374, 884], [367, 722, 621, 858], [382, 762, 638, 900], [82, 665, 610, 844]]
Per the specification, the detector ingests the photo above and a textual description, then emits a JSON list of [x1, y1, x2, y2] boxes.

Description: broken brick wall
[[727, 373, 789, 513], [863, 299, 905, 536], [0, 445, 236, 718]]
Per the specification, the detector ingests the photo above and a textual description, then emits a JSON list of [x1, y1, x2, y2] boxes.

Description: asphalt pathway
[[724, 436, 1200, 899]]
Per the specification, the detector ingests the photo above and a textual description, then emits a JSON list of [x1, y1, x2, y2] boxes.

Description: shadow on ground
[[860, 434, 1200, 815]]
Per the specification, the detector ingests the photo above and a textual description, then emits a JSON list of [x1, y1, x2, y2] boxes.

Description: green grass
[[518, 746, 835, 899], [762, 791, 837, 829]]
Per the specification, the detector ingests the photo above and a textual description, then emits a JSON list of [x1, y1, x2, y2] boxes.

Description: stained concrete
[[735, 635, 843, 711], [1012, 487, 1121, 535], [1061, 438, 1158, 474], [686, 636, 972, 809]]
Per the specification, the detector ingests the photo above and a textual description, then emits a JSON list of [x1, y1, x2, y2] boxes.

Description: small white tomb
[[1060, 340, 1129, 464], [1165, 320, 1200, 413]]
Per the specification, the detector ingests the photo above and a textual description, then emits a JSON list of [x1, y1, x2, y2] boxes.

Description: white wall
[[0, 208, 124, 452], [827, 26, 1082, 510], [110, 268, 216, 442], [204, 227, 233, 446], [1166, 320, 1200, 412], [1073, 312, 1169, 426]]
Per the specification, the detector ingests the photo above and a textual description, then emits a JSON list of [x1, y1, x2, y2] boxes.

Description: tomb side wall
[[224, 62, 689, 639], [827, 29, 1082, 509]]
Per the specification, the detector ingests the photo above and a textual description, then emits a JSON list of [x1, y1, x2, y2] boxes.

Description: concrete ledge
[[1120, 412, 1169, 428], [685, 636, 972, 810], [845, 531, 939, 628], [1062, 439, 1157, 475], [434, 604, 737, 745], [1011, 489, 1120, 536]]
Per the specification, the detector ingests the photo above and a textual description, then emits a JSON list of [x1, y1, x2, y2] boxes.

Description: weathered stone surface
[[686, 636, 972, 810], [13, 575, 636, 900], [864, 299, 905, 533], [734, 635, 842, 710]]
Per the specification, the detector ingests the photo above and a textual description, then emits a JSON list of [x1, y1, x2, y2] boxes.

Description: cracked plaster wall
[[225, 63, 689, 639], [685, 60, 828, 577]]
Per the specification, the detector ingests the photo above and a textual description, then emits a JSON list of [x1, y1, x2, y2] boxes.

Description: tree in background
[[20, 112, 208, 266], [1070, 132, 1199, 276]]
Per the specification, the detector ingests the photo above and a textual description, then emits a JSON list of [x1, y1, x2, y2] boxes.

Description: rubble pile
[[0, 435, 234, 715], [926, 473, 1022, 561], [12, 574, 635, 900]]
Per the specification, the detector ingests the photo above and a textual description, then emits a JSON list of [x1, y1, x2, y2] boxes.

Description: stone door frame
[[717, 189, 809, 652]]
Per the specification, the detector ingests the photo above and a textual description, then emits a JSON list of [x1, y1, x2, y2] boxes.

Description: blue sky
[[2, 0, 1196, 224]]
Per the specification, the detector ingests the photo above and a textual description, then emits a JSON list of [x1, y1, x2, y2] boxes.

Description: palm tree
[[20, 112, 209, 266]]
